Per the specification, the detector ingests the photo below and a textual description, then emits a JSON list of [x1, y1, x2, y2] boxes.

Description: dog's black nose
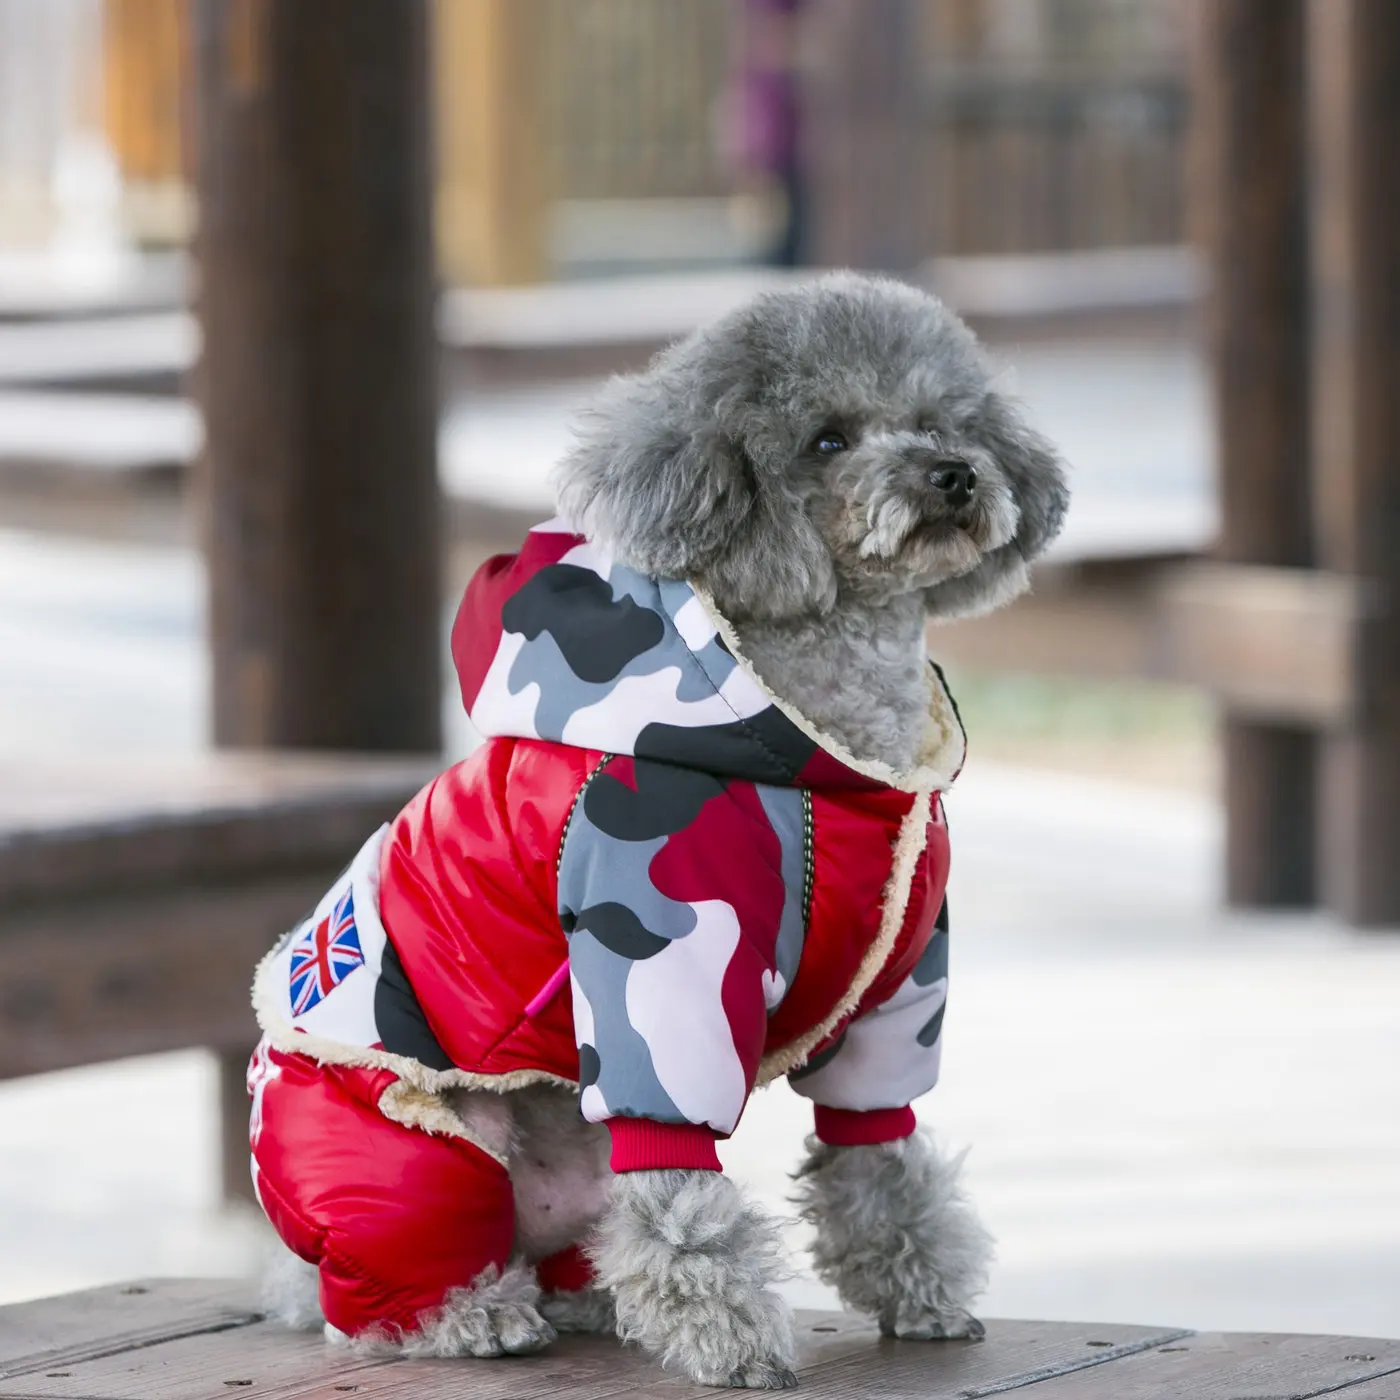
[[932, 460, 977, 508]]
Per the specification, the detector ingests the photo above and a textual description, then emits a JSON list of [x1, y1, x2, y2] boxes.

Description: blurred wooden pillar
[[435, 0, 548, 286], [191, 0, 441, 754], [1193, 1, 1317, 906], [1308, 1, 1400, 926], [804, 0, 924, 272]]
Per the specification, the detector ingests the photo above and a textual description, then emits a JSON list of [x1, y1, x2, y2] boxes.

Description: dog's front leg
[[792, 1130, 993, 1340], [590, 1168, 798, 1389]]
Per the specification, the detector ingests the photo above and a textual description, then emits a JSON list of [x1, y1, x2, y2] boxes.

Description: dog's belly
[[444, 1082, 612, 1261], [488, 1084, 612, 1262], [510, 1137, 612, 1261]]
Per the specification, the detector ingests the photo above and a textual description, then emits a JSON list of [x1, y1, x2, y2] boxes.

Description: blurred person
[[725, 0, 809, 267]]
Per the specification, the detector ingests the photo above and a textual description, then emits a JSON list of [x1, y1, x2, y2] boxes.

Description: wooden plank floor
[[1, 1282, 1397, 1400]]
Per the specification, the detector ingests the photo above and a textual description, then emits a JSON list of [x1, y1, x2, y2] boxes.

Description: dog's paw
[[592, 1170, 798, 1390], [405, 1291, 557, 1358], [482, 1298, 558, 1356], [351, 1262, 557, 1359], [727, 1362, 800, 1389], [879, 1302, 986, 1342], [540, 1286, 616, 1336], [792, 1131, 994, 1348]]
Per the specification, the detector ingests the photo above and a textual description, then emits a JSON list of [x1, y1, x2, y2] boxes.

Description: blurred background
[[0, 0, 1396, 1345]]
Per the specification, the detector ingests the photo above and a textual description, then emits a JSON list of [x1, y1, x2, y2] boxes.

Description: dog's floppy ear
[[967, 390, 1069, 562], [553, 367, 753, 582], [554, 363, 838, 618], [925, 390, 1069, 622]]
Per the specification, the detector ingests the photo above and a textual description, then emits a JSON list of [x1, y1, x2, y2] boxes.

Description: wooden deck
[[0, 1280, 1395, 1399]]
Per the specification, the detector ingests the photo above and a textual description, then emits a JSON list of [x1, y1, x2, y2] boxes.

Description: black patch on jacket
[[502, 564, 665, 683], [374, 937, 455, 1071], [584, 757, 726, 840], [567, 902, 672, 960], [916, 1002, 945, 1049], [634, 708, 818, 787], [910, 901, 949, 987]]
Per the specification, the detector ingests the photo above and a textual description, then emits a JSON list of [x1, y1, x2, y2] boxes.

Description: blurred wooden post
[[1308, 1, 1400, 926], [434, 0, 548, 286], [191, 0, 441, 756], [216, 1048, 254, 1204], [1193, 1, 1317, 905], [191, 0, 441, 1201]]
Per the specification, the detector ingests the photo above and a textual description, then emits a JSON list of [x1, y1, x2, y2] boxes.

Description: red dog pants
[[248, 1042, 591, 1337]]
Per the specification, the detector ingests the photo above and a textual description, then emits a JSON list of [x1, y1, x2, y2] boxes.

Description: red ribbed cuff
[[813, 1104, 917, 1147], [605, 1117, 723, 1172]]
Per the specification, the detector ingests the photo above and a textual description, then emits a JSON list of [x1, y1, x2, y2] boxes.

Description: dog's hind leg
[[792, 1129, 993, 1340], [260, 1240, 554, 1357], [535, 1242, 616, 1335], [262, 1241, 324, 1331], [538, 1283, 617, 1336], [339, 1259, 554, 1358], [498, 1085, 617, 1336]]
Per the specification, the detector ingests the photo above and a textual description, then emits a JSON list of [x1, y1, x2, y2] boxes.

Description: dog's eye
[[812, 429, 848, 455]]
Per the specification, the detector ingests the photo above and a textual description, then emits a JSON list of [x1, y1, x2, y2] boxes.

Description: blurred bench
[[0, 751, 438, 1202], [936, 506, 1377, 731], [0, 250, 1195, 398], [0, 315, 193, 396], [3, 1278, 1398, 1399], [0, 251, 186, 325]]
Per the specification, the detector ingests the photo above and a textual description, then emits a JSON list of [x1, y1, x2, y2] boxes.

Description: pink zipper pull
[[525, 958, 570, 1018]]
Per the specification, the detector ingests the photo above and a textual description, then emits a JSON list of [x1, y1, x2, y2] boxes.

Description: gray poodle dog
[[553, 272, 1066, 1383], [264, 272, 1067, 1387]]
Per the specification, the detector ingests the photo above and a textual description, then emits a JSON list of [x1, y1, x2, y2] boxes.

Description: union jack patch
[[288, 887, 365, 1016]]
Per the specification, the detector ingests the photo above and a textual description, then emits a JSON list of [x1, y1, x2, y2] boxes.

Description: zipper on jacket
[[801, 788, 815, 935], [557, 752, 614, 880], [529, 754, 617, 1021]]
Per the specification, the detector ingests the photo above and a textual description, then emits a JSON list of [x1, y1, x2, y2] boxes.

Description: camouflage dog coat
[[251, 520, 966, 1176]]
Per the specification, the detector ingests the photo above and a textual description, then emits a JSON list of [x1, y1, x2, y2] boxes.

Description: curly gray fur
[[347, 1260, 556, 1359], [737, 592, 931, 772], [792, 1130, 994, 1340], [540, 1286, 616, 1335], [554, 271, 1068, 770], [589, 1170, 798, 1389]]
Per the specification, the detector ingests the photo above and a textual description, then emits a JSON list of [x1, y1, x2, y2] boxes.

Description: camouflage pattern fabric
[[559, 753, 808, 1135], [459, 525, 865, 789]]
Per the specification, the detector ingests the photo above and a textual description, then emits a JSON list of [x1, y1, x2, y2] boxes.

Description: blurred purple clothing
[[740, 73, 799, 172], [737, 0, 804, 174]]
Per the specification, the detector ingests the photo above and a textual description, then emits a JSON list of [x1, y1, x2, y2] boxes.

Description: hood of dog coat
[[452, 519, 966, 795]]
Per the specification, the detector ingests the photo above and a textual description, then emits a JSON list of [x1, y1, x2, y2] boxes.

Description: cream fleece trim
[[755, 789, 934, 1083], [690, 585, 965, 793], [251, 941, 576, 1164], [375, 1080, 516, 1165]]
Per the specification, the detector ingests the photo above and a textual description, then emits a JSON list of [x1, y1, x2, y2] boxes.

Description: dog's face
[[554, 273, 1068, 623]]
